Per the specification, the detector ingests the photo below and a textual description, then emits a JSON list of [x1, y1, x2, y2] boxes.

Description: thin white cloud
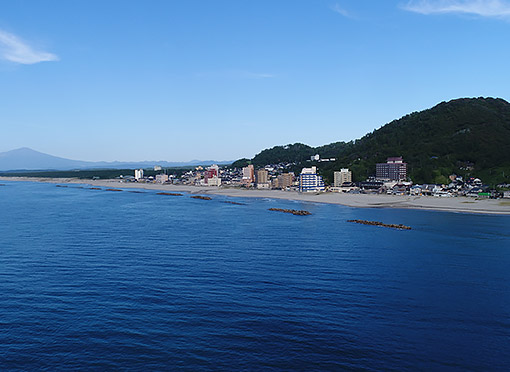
[[0, 29, 58, 64], [331, 3, 354, 18], [402, 0, 510, 18]]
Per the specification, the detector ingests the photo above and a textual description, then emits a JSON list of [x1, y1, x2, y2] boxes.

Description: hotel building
[[299, 166, 325, 192], [376, 157, 407, 181]]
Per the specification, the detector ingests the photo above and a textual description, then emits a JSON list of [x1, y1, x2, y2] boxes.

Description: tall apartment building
[[208, 164, 219, 177], [242, 164, 255, 183], [334, 169, 352, 187], [134, 169, 144, 180], [299, 166, 325, 192], [376, 157, 407, 181], [256, 169, 270, 189], [204, 164, 221, 186], [256, 169, 268, 184], [276, 173, 294, 189]]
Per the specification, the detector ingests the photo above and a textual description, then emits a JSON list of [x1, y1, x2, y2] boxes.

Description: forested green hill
[[235, 98, 510, 185]]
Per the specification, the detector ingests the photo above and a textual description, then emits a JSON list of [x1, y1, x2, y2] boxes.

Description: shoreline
[[2, 176, 510, 215]]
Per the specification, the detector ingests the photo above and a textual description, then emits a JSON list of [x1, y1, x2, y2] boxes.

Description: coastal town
[[129, 155, 510, 200]]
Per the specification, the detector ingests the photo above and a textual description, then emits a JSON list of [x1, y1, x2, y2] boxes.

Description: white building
[[134, 169, 144, 181], [333, 169, 352, 187], [203, 176, 222, 187], [299, 166, 325, 192], [242, 164, 254, 184], [208, 164, 219, 175]]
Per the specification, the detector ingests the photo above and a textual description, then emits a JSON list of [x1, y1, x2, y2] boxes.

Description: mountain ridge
[[0, 147, 231, 171]]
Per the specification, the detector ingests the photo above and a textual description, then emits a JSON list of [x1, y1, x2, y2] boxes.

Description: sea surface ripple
[[1, 181, 509, 371]]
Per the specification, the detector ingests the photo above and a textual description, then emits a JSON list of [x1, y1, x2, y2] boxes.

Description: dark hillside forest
[[235, 98, 510, 185]]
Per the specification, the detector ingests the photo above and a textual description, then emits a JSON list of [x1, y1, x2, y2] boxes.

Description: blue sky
[[1, 0, 510, 162]]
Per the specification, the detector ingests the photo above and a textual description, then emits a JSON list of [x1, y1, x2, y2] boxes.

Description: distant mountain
[[0, 148, 88, 171], [237, 97, 510, 185], [0, 147, 230, 171]]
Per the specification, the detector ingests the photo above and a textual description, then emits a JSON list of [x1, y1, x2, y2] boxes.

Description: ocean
[[1, 181, 509, 371]]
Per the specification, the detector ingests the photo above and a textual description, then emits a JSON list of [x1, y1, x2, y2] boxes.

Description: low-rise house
[[330, 182, 358, 193], [420, 184, 437, 196], [391, 183, 409, 195], [434, 190, 452, 197], [466, 187, 484, 197], [155, 174, 169, 184], [359, 180, 383, 192], [410, 185, 423, 195]]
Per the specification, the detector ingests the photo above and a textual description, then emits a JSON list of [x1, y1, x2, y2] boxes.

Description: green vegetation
[[231, 158, 251, 168], [326, 97, 510, 185], [251, 143, 315, 166], [234, 97, 510, 185], [247, 142, 348, 167]]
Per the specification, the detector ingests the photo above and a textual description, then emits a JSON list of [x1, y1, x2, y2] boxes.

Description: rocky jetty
[[191, 195, 212, 200], [56, 185, 68, 188], [105, 188, 123, 192], [157, 192, 183, 196], [89, 187, 101, 190], [269, 208, 311, 216], [222, 201, 246, 205], [347, 219, 411, 230]]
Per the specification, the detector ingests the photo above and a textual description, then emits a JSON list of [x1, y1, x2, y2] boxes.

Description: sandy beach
[[2, 176, 510, 215]]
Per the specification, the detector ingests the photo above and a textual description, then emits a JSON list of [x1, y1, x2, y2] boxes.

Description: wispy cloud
[[0, 29, 58, 64], [331, 3, 354, 18], [402, 0, 510, 19]]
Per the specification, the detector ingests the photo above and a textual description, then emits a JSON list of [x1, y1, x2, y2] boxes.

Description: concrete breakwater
[[191, 195, 212, 200], [222, 200, 246, 205], [269, 208, 311, 216], [347, 219, 411, 230]]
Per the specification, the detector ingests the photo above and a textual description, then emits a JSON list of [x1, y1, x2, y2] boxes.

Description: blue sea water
[[0, 181, 509, 371]]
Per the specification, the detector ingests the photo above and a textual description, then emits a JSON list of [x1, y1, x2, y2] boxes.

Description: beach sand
[[2, 176, 510, 215]]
